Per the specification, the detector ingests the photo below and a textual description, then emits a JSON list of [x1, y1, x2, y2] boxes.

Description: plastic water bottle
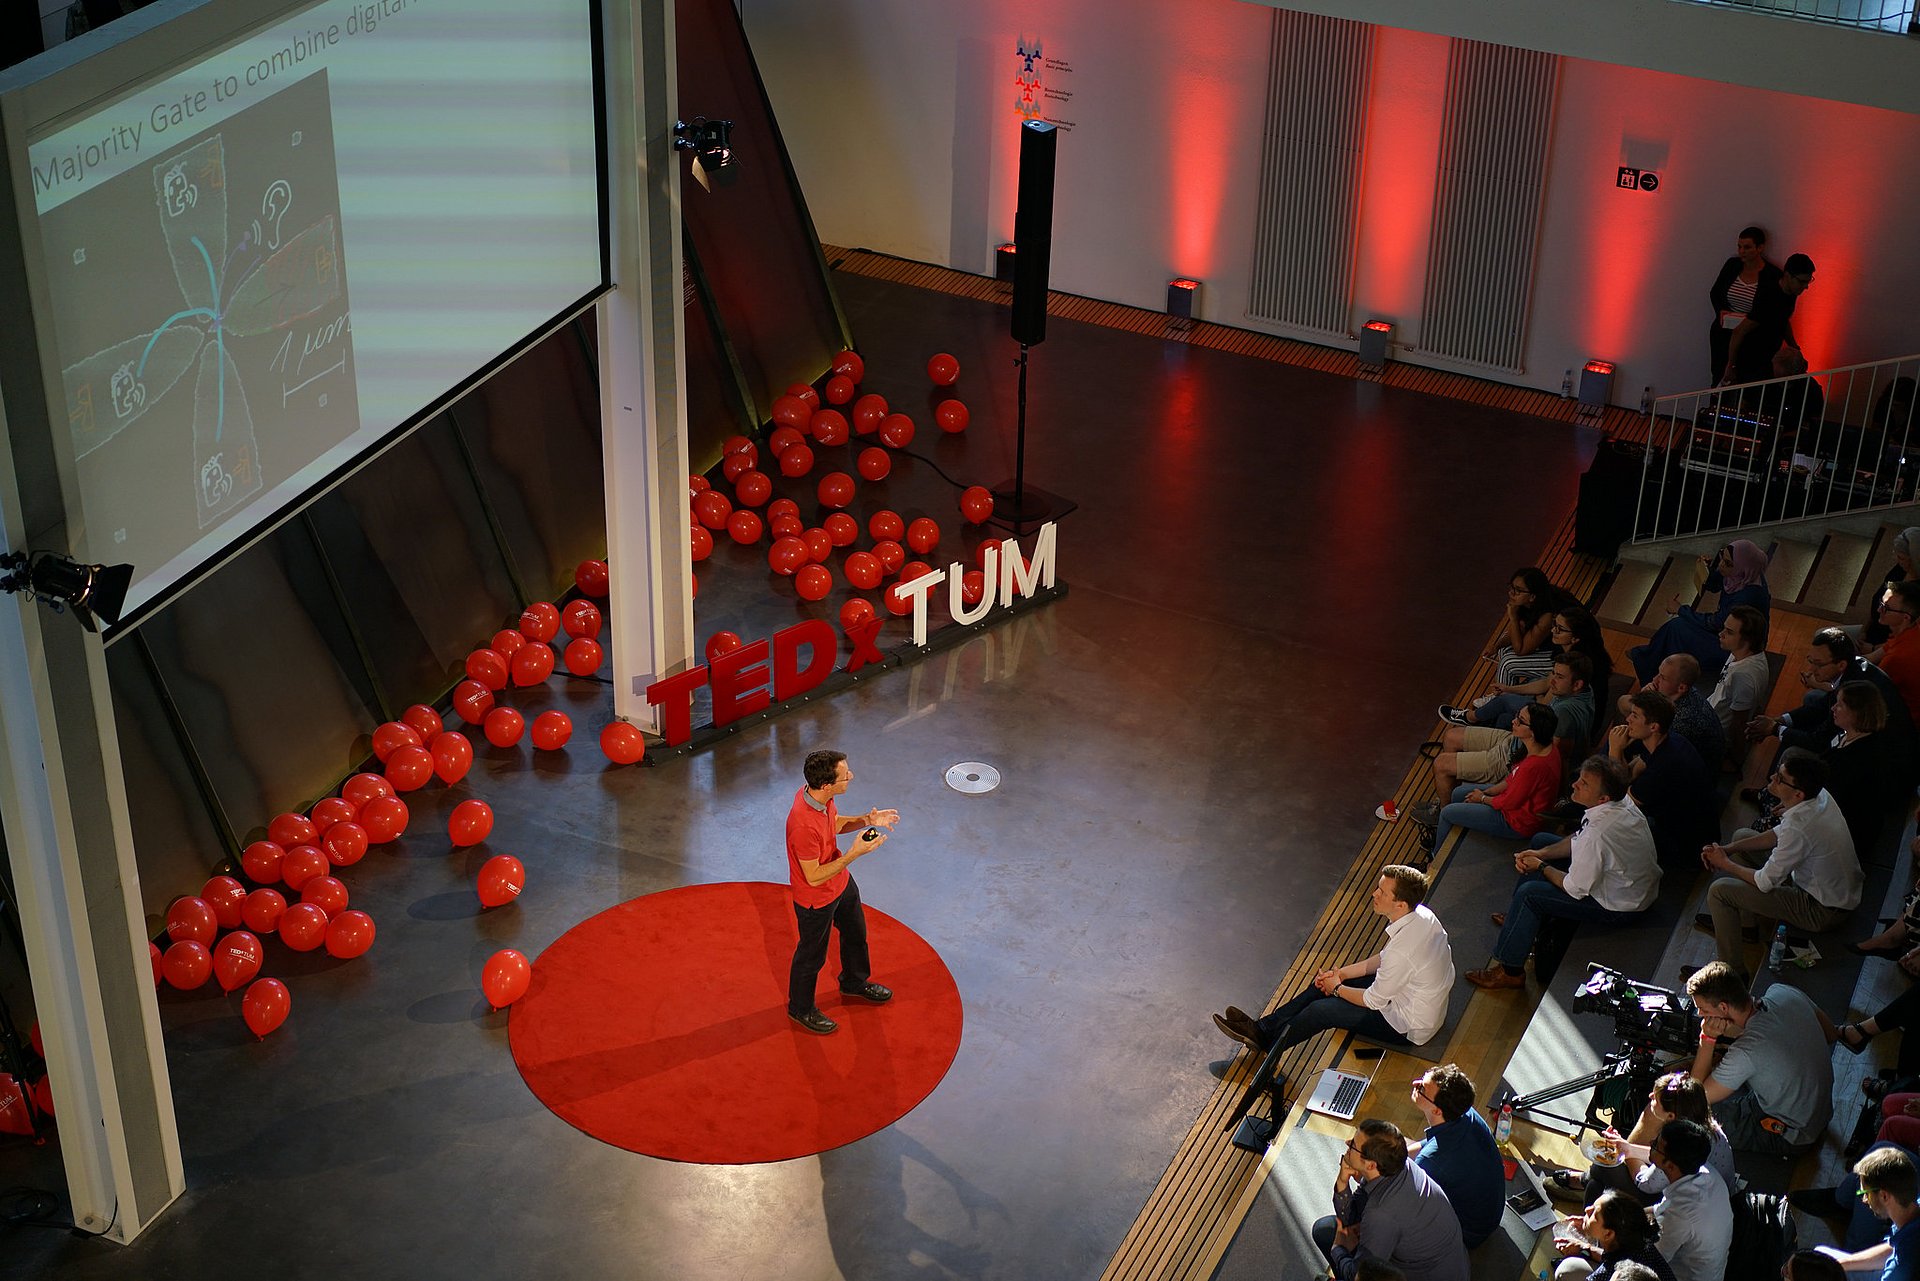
[[1494, 1100, 1514, 1145], [1767, 923, 1788, 971], [1560, 369, 1574, 398]]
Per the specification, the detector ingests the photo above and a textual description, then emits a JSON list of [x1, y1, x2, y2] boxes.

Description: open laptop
[[1301, 1066, 1374, 1121]]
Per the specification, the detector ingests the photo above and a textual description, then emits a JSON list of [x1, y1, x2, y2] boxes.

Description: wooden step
[[1596, 559, 1662, 635], [1643, 556, 1701, 628], [1846, 524, 1904, 616], [1765, 538, 1820, 606], [1799, 530, 1874, 619]]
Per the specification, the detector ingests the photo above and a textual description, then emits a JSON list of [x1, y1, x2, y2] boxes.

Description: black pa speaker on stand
[[993, 120, 1076, 531]]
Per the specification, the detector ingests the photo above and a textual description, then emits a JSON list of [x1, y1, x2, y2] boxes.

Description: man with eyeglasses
[[1724, 251, 1814, 385], [1644, 1120, 1733, 1281], [1878, 581, 1920, 736], [1404, 1064, 1504, 1248], [1810, 1146, 1920, 1280], [1698, 746, 1860, 968], [1745, 626, 1919, 798], [1313, 1117, 1469, 1281]]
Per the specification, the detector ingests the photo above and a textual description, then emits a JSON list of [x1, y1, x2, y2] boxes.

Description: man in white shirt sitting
[[1212, 866, 1454, 1072], [1698, 747, 1863, 969], [1465, 756, 1661, 990], [1646, 1119, 1733, 1281], [1709, 604, 1771, 750]]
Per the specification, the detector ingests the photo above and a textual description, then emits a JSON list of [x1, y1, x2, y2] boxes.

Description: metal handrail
[[1668, 0, 1916, 33], [1632, 353, 1920, 545]]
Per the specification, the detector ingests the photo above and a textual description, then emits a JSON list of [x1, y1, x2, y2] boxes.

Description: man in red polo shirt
[[787, 749, 900, 1034]]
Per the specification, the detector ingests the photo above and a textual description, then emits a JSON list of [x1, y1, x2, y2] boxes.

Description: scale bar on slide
[[282, 355, 346, 404]]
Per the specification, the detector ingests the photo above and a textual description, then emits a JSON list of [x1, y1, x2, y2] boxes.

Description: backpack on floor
[[1723, 1189, 1796, 1281]]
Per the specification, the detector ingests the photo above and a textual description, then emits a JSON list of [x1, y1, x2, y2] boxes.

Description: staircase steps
[[1799, 531, 1874, 619], [1764, 538, 1819, 606], [1596, 560, 1664, 636]]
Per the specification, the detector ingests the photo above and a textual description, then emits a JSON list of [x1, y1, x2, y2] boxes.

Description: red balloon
[[817, 472, 855, 509], [705, 631, 743, 663], [771, 394, 811, 431], [449, 799, 495, 847], [520, 602, 561, 642], [831, 349, 866, 383], [884, 579, 918, 616], [241, 888, 287, 935], [308, 795, 357, 834], [323, 821, 369, 867], [213, 931, 263, 992], [768, 536, 808, 577], [899, 560, 934, 583], [869, 510, 905, 542], [371, 721, 422, 764], [688, 523, 714, 564], [402, 703, 444, 744], [936, 399, 971, 433], [735, 469, 773, 508], [202, 876, 248, 929], [278, 902, 329, 952], [491, 628, 527, 657], [482, 949, 532, 1008], [563, 637, 603, 676], [839, 598, 876, 631], [872, 539, 906, 574], [721, 450, 756, 483], [483, 707, 525, 748], [769, 427, 805, 457], [811, 410, 850, 447], [852, 394, 889, 434], [360, 795, 411, 844], [282, 846, 329, 892], [767, 497, 800, 522], [907, 517, 942, 556], [691, 572, 698, 599], [974, 537, 1005, 569], [961, 485, 995, 524], [823, 513, 859, 547], [562, 600, 603, 639], [795, 563, 834, 601], [242, 978, 291, 1038], [531, 710, 573, 750], [162, 940, 212, 990], [268, 812, 318, 849], [511, 640, 556, 686], [149, 941, 164, 987], [601, 721, 646, 765], [451, 681, 496, 725], [823, 374, 855, 405], [927, 352, 960, 385], [575, 558, 610, 597], [27, 1023, 41, 1060], [385, 744, 434, 792], [845, 551, 883, 590], [430, 730, 474, 785], [166, 896, 218, 947], [961, 569, 987, 606], [478, 854, 526, 908], [878, 413, 916, 449], [778, 444, 815, 478], [786, 383, 821, 411], [693, 489, 733, 530], [795, 528, 827, 564], [856, 447, 892, 482], [722, 434, 754, 457], [689, 474, 709, 495], [769, 513, 804, 540], [325, 910, 376, 959], [465, 648, 509, 691], [241, 840, 285, 885], [300, 875, 350, 918], [727, 509, 764, 545]]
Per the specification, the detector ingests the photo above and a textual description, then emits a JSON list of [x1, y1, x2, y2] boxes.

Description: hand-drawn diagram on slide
[[42, 70, 356, 548]]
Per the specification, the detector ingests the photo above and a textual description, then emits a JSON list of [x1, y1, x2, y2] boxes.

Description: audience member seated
[[1631, 654, 1725, 771], [1878, 580, 1920, 728], [1859, 528, 1920, 665], [1848, 833, 1920, 963], [1211, 867, 1453, 1072], [1783, 1249, 1848, 1281], [1551, 1189, 1676, 1281], [1684, 962, 1835, 1156], [1314, 1118, 1470, 1281], [1419, 704, 1562, 858], [1745, 626, 1919, 801], [1814, 1146, 1920, 1279], [1464, 756, 1660, 991], [1644, 1120, 1734, 1281], [1541, 1071, 1738, 1205], [1404, 1064, 1505, 1249], [1608, 692, 1715, 867], [1445, 607, 1611, 730], [1485, 567, 1574, 690], [1821, 681, 1907, 859], [1628, 540, 1771, 686], [1708, 604, 1771, 752], [1426, 657, 1592, 812], [1697, 747, 1862, 968]]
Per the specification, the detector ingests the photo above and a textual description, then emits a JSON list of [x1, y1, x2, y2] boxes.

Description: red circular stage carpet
[[507, 881, 963, 1164]]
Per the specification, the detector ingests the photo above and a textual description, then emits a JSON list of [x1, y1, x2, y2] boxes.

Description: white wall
[[745, 0, 1920, 403]]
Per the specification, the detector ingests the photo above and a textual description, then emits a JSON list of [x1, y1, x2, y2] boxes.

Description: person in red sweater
[[785, 749, 901, 1035], [1419, 703, 1562, 860], [1877, 580, 1920, 723]]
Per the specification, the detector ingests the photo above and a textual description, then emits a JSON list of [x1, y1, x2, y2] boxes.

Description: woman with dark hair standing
[[1708, 226, 1780, 386]]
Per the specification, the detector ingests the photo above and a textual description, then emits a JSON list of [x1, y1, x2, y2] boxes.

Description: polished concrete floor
[[3, 275, 1596, 1280]]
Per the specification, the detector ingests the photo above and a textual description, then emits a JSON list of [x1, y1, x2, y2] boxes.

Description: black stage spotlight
[[0, 551, 134, 632], [673, 117, 737, 191]]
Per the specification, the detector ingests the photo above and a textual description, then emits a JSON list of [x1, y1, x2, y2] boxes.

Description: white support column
[[0, 410, 183, 1243], [601, 0, 695, 732]]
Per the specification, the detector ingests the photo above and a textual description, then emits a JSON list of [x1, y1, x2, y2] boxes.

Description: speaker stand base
[[988, 484, 1076, 534]]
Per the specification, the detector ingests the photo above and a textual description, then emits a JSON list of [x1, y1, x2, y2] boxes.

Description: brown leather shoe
[[1465, 966, 1525, 991], [1490, 913, 1506, 927], [1213, 1010, 1263, 1050]]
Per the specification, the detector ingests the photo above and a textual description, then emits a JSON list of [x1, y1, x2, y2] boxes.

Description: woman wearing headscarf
[[1628, 539, 1770, 685], [1860, 527, 1920, 664]]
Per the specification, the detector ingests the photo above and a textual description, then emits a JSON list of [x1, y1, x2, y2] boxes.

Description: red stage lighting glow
[[1583, 360, 1616, 374], [1363, 320, 1393, 333]]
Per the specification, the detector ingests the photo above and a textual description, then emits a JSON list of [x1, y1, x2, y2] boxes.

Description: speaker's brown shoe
[[1465, 966, 1525, 991]]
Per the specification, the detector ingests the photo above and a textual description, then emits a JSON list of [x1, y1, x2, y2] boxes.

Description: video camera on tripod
[[1571, 964, 1700, 1058]]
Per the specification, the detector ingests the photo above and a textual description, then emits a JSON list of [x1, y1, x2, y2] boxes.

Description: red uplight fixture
[[995, 243, 1017, 282], [1583, 360, 1616, 375], [1578, 359, 1617, 416], [1166, 278, 1199, 321], [1358, 319, 1395, 369]]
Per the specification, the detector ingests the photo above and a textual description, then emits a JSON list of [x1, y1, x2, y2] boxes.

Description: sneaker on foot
[[1437, 704, 1472, 726]]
